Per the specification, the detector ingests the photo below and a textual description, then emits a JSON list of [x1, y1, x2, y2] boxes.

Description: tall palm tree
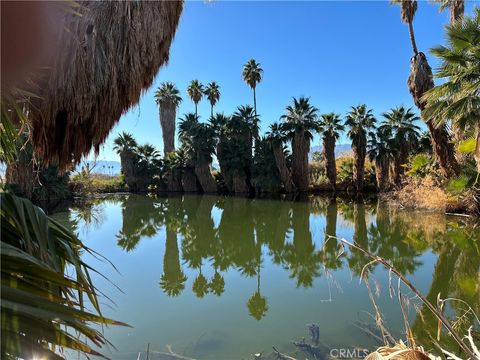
[[368, 127, 395, 191], [187, 80, 204, 116], [113, 132, 138, 191], [155, 82, 182, 155], [233, 104, 260, 155], [317, 113, 344, 190], [345, 105, 376, 192], [178, 113, 217, 193], [423, 8, 480, 172], [219, 105, 259, 193], [280, 97, 318, 192], [379, 106, 420, 184], [266, 123, 294, 192], [242, 59, 263, 116], [209, 113, 231, 188], [392, 0, 459, 177], [160, 228, 187, 297], [204, 81, 221, 117], [434, 0, 464, 24]]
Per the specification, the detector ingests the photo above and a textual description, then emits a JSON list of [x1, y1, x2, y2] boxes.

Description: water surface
[[53, 194, 480, 359]]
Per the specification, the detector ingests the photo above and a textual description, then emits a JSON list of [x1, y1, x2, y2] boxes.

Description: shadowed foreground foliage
[[1, 193, 129, 359]]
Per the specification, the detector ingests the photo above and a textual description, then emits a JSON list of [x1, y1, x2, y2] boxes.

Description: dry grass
[[382, 176, 462, 213], [29, 1, 183, 169]]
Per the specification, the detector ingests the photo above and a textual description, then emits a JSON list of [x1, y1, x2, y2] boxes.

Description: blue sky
[[95, 0, 478, 161]]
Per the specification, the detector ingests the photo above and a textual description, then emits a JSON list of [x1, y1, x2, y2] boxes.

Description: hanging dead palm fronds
[[29, 1, 183, 169], [407, 52, 433, 112]]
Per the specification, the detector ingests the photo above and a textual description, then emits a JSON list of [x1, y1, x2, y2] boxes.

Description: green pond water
[[52, 194, 480, 360]]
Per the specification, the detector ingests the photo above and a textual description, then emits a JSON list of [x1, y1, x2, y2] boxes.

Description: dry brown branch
[[272, 347, 297, 360], [154, 345, 197, 360], [331, 235, 478, 359]]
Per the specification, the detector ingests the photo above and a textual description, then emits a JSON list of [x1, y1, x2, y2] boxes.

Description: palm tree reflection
[[101, 193, 478, 330]]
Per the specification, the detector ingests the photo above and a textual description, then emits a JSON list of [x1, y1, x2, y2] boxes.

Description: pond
[[52, 194, 480, 360]]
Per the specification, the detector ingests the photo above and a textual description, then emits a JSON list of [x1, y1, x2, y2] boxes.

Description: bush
[[405, 153, 434, 178], [69, 173, 126, 194], [309, 161, 328, 186]]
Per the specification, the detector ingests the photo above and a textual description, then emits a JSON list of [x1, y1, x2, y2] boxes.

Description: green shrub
[[405, 153, 434, 178]]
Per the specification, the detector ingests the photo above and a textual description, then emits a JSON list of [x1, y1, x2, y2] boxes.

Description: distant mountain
[[309, 143, 351, 160], [74, 160, 121, 175]]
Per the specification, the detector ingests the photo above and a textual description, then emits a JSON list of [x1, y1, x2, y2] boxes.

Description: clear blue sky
[[95, 0, 478, 162]]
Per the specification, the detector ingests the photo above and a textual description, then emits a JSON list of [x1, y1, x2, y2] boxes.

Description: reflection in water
[[66, 194, 480, 355]]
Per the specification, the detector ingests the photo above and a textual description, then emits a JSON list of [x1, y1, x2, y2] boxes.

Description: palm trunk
[[164, 229, 182, 281], [291, 130, 310, 192], [232, 168, 249, 193], [408, 52, 459, 177], [211, 105, 214, 118], [194, 158, 217, 193], [407, 20, 418, 55], [425, 121, 459, 178], [5, 160, 35, 199], [181, 169, 199, 192], [195, 102, 198, 117], [450, 0, 464, 24], [391, 155, 402, 186], [375, 157, 390, 192], [160, 101, 176, 155], [120, 149, 137, 192], [217, 139, 233, 192], [253, 87, 257, 116], [272, 143, 294, 193], [352, 135, 366, 192], [167, 170, 183, 192], [323, 134, 337, 191], [353, 202, 367, 248]]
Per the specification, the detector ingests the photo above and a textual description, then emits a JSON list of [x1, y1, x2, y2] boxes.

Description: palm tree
[[210, 113, 231, 188], [246, 257, 268, 320], [379, 106, 421, 184], [113, 132, 138, 191], [280, 97, 319, 192], [204, 81, 221, 117], [159, 228, 187, 297], [368, 127, 395, 191], [266, 123, 294, 192], [217, 106, 257, 193], [155, 82, 182, 155], [345, 105, 376, 192], [317, 113, 344, 190], [187, 80, 204, 116], [434, 0, 464, 23], [242, 59, 263, 116], [233, 104, 260, 157], [433, 0, 465, 148], [392, 0, 459, 177], [178, 113, 217, 193], [423, 8, 480, 172]]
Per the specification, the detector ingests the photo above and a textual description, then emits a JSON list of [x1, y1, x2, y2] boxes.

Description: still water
[[52, 194, 479, 359]]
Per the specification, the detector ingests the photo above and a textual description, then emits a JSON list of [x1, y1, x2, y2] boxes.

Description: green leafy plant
[[1, 192, 128, 359], [405, 153, 434, 178]]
